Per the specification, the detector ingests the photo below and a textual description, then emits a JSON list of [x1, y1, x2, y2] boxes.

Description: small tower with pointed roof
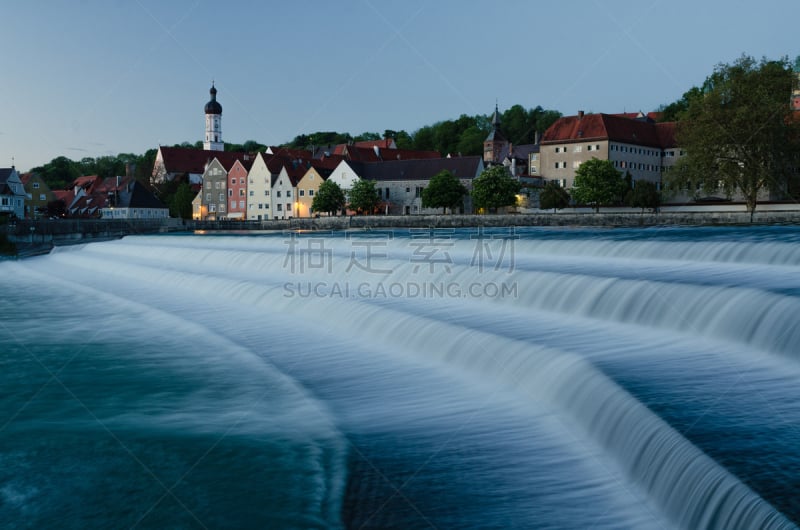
[[204, 83, 223, 151], [792, 57, 800, 112], [483, 104, 508, 165]]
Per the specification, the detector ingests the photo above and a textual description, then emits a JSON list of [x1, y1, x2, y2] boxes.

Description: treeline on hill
[[30, 104, 564, 193], [285, 105, 564, 156]]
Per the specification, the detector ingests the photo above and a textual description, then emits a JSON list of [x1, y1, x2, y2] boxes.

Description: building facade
[[21, 173, 54, 218], [0, 167, 26, 218]]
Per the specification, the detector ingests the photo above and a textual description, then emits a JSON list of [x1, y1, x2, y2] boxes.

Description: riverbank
[[192, 210, 800, 231], [4, 210, 800, 259]]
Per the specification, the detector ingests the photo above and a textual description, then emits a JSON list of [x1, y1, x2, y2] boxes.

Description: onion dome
[[204, 84, 222, 115]]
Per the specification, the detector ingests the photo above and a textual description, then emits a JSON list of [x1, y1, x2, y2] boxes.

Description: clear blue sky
[[1, 0, 796, 171]]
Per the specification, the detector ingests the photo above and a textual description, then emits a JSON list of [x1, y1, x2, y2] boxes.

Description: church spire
[[483, 103, 508, 165]]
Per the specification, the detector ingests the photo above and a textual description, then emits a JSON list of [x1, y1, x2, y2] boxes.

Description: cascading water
[[1, 225, 798, 529]]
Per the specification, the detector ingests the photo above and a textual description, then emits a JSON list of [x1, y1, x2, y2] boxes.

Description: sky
[[1, 0, 796, 172]]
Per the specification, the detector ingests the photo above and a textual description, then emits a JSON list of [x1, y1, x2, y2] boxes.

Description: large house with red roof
[[539, 111, 681, 190]]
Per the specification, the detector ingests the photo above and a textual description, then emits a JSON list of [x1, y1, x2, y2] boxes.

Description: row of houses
[[152, 145, 485, 220], [0, 165, 170, 221]]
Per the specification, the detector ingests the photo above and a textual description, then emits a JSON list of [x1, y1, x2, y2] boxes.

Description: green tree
[[471, 166, 521, 213], [354, 132, 381, 142], [421, 170, 468, 213], [669, 55, 800, 220], [656, 86, 704, 122], [312, 180, 346, 216], [31, 156, 80, 190], [625, 180, 661, 214], [539, 181, 571, 212], [571, 158, 626, 212], [170, 182, 195, 219], [347, 179, 381, 214]]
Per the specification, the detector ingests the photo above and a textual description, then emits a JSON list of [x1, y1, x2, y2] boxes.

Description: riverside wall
[[3, 210, 799, 258], [191, 210, 800, 231]]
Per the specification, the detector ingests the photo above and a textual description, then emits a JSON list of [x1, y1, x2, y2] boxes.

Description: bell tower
[[204, 83, 223, 151]]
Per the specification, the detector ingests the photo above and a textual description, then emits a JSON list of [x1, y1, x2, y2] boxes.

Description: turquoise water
[[1, 226, 799, 529]]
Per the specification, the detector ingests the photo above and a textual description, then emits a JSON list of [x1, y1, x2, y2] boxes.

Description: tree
[[422, 170, 468, 213], [626, 180, 661, 214], [170, 183, 195, 220], [539, 181, 571, 212], [571, 158, 626, 212], [471, 166, 521, 213], [347, 179, 381, 214], [669, 55, 800, 220], [312, 180, 346, 216], [656, 86, 704, 122]]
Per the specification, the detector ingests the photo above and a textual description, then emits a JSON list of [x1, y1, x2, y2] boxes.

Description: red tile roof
[[268, 146, 314, 159], [353, 138, 395, 149], [158, 146, 257, 175], [334, 144, 441, 162], [542, 113, 676, 148]]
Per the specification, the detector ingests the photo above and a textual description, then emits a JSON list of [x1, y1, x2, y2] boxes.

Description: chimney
[[534, 131, 540, 144], [578, 110, 585, 119], [125, 163, 136, 178]]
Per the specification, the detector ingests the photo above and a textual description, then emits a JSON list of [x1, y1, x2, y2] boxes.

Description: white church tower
[[203, 83, 223, 151]]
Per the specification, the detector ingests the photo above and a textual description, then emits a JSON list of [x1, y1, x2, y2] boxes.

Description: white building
[[0, 167, 26, 218]]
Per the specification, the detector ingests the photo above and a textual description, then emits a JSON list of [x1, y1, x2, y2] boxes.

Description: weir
[[2, 227, 799, 528]]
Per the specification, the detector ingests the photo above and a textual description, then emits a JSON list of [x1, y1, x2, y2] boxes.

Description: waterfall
[[5, 227, 799, 529]]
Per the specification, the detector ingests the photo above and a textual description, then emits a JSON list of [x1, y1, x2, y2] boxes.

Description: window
[[205, 181, 211, 189], [219, 193, 224, 201], [277, 191, 282, 198], [258, 203, 263, 209], [587, 145, 593, 152], [206, 193, 211, 201], [385, 187, 390, 199], [574, 145, 582, 153], [406, 187, 411, 193], [530, 154, 538, 161], [299, 189, 305, 197], [239, 200, 245, 208], [33, 182, 40, 189], [215, 181, 221, 189], [265, 190, 270, 196], [39, 194, 46, 201], [308, 190, 314, 196], [219, 204, 225, 212], [228, 189, 232, 197], [554, 162, 560, 169], [555, 147, 561, 153], [596, 145, 600, 151], [239, 189, 245, 197], [277, 204, 282, 211], [209, 204, 216, 212], [240, 178, 245, 184], [230, 200, 236, 209], [572, 160, 581, 169], [286, 190, 291, 198], [249, 190, 254, 196]]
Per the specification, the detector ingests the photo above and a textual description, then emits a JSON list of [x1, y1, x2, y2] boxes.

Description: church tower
[[792, 56, 800, 112], [483, 104, 508, 165], [204, 83, 223, 151]]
